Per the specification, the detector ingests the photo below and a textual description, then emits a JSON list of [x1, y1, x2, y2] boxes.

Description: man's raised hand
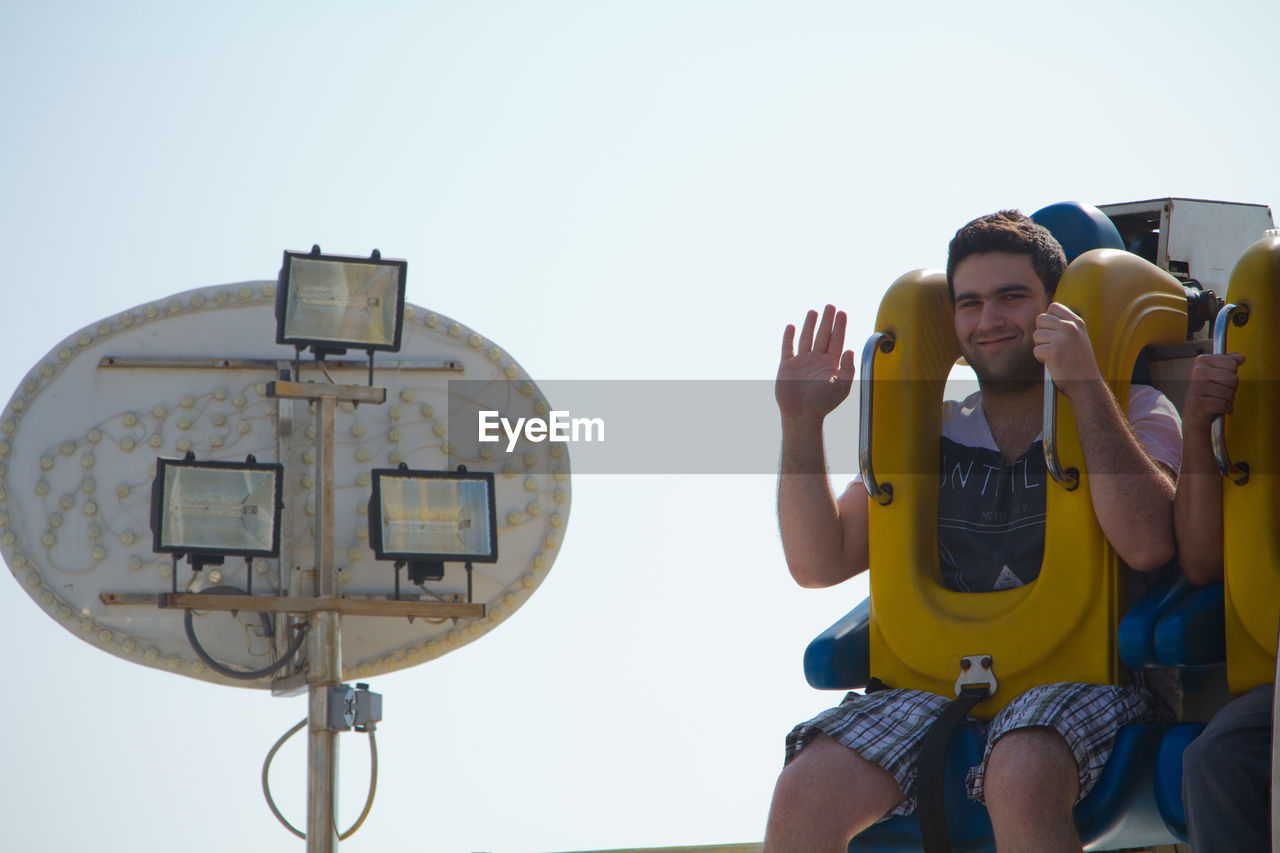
[[775, 304, 856, 422]]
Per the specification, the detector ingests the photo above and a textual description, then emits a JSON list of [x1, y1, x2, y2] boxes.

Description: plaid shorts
[[784, 675, 1171, 817]]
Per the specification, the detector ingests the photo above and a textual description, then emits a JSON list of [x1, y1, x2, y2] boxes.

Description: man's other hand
[[1032, 302, 1103, 394]]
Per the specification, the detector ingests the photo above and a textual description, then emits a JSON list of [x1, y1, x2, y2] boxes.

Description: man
[[766, 211, 1182, 852], [1174, 350, 1272, 853]]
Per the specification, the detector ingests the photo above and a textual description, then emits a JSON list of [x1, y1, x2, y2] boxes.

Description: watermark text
[[478, 410, 605, 452]]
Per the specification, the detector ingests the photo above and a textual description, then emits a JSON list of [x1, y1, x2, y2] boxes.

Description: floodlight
[[368, 467, 498, 584], [151, 454, 284, 561], [276, 246, 407, 356]]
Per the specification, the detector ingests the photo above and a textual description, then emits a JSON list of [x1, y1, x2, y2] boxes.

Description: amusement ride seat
[[804, 204, 1199, 851], [1213, 232, 1280, 698], [1121, 229, 1280, 844]]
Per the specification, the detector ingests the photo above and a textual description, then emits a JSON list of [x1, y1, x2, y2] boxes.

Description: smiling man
[[766, 211, 1182, 852]]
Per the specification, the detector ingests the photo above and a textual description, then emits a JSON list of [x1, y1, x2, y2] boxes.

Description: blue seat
[[1120, 576, 1226, 669], [1153, 722, 1206, 843], [1120, 576, 1228, 843]]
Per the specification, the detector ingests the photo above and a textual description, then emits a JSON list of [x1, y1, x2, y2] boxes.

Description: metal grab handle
[[859, 331, 895, 505], [1211, 302, 1250, 484], [1043, 366, 1080, 490]]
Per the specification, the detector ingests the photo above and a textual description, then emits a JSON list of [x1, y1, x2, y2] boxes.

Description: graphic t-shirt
[[938, 435, 1047, 592], [935, 385, 1182, 592]]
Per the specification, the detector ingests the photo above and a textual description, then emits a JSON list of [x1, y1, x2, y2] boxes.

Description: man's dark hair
[[945, 210, 1068, 301]]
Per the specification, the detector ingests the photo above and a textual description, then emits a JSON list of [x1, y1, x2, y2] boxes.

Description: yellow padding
[[867, 250, 1186, 717], [1220, 235, 1280, 695]]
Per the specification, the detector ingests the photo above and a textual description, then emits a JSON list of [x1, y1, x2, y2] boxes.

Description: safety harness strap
[[917, 685, 990, 853]]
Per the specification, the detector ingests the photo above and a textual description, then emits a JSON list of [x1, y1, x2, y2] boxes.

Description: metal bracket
[[325, 683, 383, 732], [327, 685, 358, 730], [955, 654, 997, 698]]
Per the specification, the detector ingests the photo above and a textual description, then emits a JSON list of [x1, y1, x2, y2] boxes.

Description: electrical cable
[[262, 719, 307, 840], [340, 730, 379, 840], [261, 717, 379, 840], [183, 585, 309, 680]]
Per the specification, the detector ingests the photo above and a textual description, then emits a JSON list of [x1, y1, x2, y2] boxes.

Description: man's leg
[[970, 677, 1168, 852], [982, 726, 1081, 853], [1182, 684, 1273, 853], [764, 731, 905, 853]]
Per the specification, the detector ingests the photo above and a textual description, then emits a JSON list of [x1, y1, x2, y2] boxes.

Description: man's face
[[951, 251, 1051, 390]]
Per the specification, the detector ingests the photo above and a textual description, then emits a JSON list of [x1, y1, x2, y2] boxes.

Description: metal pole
[[307, 394, 340, 852], [267, 378, 383, 850]]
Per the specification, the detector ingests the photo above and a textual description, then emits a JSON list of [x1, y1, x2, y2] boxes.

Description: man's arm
[[1173, 353, 1243, 585], [1033, 303, 1177, 571], [775, 305, 868, 588]]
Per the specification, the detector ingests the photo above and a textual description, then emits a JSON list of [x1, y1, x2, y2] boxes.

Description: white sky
[[2, 2, 1278, 852]]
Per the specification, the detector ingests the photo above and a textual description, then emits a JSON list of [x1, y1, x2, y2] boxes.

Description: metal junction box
[[1100, 197, 1275, 298]]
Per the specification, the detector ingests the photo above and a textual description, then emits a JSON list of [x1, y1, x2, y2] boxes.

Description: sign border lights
[[150, 454, 285, 561], [368, 467, 499, 565], [275, 246, 408, 355], [0, 279, 569, 687]]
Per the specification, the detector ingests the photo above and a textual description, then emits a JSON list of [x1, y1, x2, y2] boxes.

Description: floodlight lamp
[[368, 467, 498, 584], [150, 454, 284, 564], [276, 245, 407, 357]]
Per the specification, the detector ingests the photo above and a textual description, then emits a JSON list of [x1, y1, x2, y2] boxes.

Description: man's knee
[[984, 727, 1079, 809], [766, 732, 905, 846]]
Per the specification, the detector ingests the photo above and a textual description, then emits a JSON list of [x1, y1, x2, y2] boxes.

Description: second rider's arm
[[1172, 352, 1243, 585]]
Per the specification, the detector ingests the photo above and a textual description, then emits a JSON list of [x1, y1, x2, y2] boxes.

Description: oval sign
[[0, 282, 570, 687]]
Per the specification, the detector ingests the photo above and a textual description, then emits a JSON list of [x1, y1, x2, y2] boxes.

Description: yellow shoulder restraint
[[1218, 234, 1280, 695], [863, 250, 1186, 718]]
